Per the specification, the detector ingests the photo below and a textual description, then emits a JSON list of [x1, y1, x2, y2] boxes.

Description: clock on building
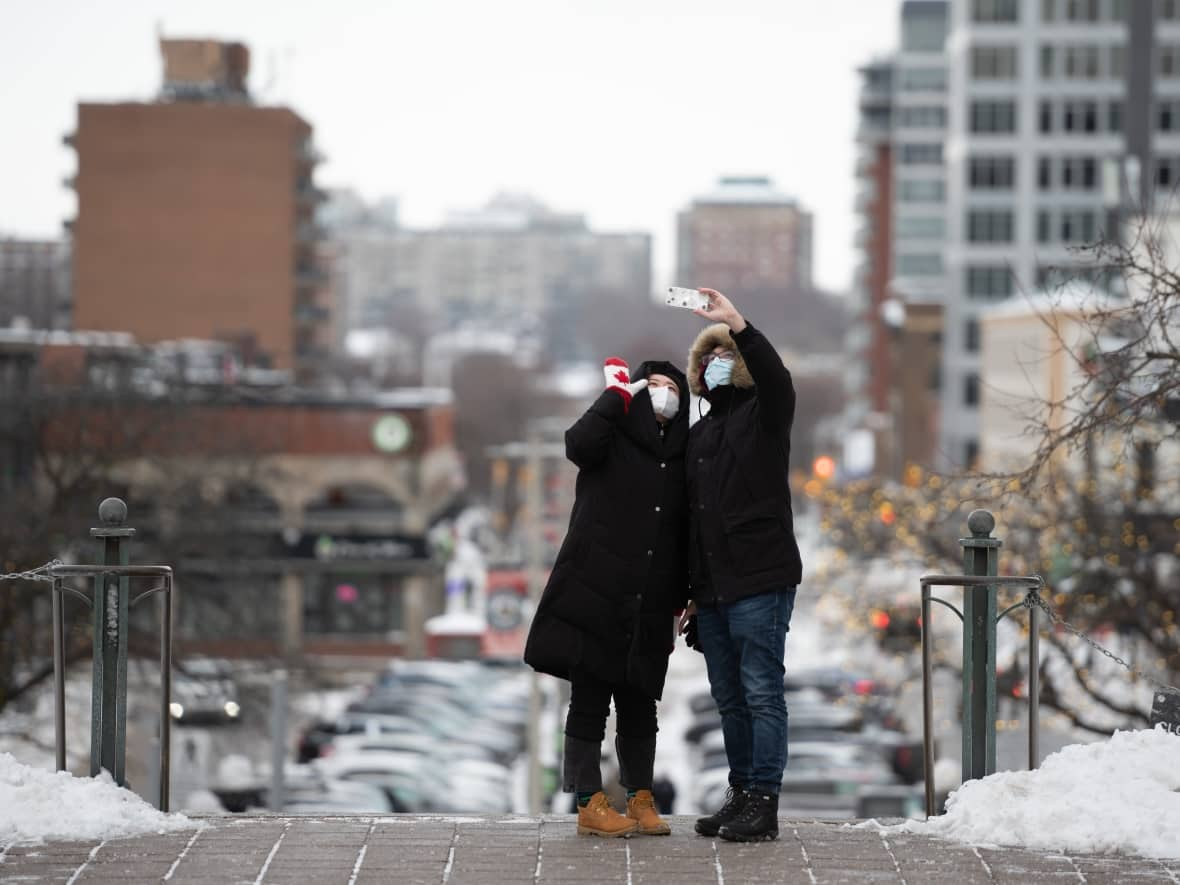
[[371, 414, 412, 453]]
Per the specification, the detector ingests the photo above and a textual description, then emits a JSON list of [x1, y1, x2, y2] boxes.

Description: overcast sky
[[0, 0, 900, 295]]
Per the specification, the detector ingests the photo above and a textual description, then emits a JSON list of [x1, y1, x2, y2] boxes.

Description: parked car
[[169, 660, 241, 725]]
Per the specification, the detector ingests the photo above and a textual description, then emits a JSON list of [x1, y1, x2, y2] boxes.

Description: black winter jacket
[[523, 360, 689, 700], [685, 322, 803, 606]]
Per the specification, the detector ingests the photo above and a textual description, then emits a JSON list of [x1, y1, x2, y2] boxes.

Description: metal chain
[[1025, 588, 1180, 694], [0, 559, 62, 583]]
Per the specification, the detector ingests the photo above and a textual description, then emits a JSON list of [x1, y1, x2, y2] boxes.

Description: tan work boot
[[627, 789, 672, 835], [577, 791, 639, 837]]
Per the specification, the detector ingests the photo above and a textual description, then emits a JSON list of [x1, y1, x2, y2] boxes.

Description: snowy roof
[[693, 176, 800, 207], [981, 281, 1121, 322], [372, 387, 454, 408]]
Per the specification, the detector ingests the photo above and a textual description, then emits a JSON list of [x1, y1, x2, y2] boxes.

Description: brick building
[[676, 176, 813, 294], [66, 39, 331, 382], [0, 330, 461, 659]]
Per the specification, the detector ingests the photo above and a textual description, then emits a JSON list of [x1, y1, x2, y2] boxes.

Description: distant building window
[[966, 265, 1014, 299], [1158, 157, 1179, 190], [902, 5, 949, 52], [1160, 45, 1180, 78], [968, 156, 1016, 189], [1042, 0, 1057, 20], [965, 439, 980, 467], [1110, 45, 1126, 79], [1038, 156, 1053, 190], [965, 318, 981, 352], [897, 105, 947, 128], [900, 143, 944, 165], [1059, 209, 1098, 242], [1108, 100, 1123, 133], [1061, 156, 1099, 190], [1039, 100, 1055, 133], [971, 45, 1019, 79], [964, 374, 981, 408], [1037, 210, 1053, 243], [1159, 101, 1177, 132], [899, 67, 948, 91], [967, 209, 1015, 243], [1063, 45, 1102, 79], [973, 0, 1019, 21], [896, 216, 946, 239], [897, 253, 944, 275], [1065, 0, 1101, 20], [970, 100, 1017, 133], [899, 180, 946, 203], [1062, 100, 1100, 133], [1163, 0, 1180, 21], [1041, 44, 1057, 79]]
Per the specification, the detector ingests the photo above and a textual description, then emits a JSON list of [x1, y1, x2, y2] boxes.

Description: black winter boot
[[694, 785, 747, 836], [718, 790, 779, 842]]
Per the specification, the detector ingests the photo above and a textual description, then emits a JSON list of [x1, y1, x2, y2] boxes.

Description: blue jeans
[[697, 588, 796, 795]]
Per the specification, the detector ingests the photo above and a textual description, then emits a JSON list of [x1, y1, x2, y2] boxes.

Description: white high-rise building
[[938, 0, 1178, 470]]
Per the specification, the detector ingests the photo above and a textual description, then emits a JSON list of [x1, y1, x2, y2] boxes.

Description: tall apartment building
[[939, 0, 1176, 470], [67, 38, 331, 381], [849, 0, 1179, 474], [844, 2, 949, 477], [677, 176, 813, 294], [0, 239, 71, 330], [323, 191, 652, 364]]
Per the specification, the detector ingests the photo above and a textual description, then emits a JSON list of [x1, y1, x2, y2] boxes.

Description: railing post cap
[[967, 509, 995, 537], [92, 497, 135, 538], [98, 497, 128, 526]]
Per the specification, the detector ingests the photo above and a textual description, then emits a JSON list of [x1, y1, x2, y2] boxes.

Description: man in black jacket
[[680, 287, 802, 843], [525, 356, 689, 837]]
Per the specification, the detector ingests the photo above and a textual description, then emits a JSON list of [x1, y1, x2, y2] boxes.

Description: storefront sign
[[285, 533, 430, 562]]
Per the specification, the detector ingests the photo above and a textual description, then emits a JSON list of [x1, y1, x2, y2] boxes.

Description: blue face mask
[[704, 359, 733, 391]]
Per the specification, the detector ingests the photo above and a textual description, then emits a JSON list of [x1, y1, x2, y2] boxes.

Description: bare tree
[[0, 362, 281, 716]]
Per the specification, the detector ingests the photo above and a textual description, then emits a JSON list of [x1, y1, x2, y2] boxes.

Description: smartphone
[[665, 286, 711, 311]]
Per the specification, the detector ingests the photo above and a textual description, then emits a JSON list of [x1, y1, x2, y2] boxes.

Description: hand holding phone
[[665, 286, 711, 311]]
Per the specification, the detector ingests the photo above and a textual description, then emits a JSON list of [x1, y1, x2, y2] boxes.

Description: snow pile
[[887, 728, 1180, 858], [0, 753, 197, 846]]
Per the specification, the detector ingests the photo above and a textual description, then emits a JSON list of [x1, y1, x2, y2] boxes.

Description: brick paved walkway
[[2, 815, 1177, 884]]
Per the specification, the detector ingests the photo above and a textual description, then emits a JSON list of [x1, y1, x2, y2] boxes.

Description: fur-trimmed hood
[[687, 323, 754, 397]]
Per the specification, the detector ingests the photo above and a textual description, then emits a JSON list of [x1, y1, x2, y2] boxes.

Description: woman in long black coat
[[524, 356, 689, 837]]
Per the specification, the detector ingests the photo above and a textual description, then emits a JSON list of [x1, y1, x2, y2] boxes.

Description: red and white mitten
[[603, 357, 648, 409]]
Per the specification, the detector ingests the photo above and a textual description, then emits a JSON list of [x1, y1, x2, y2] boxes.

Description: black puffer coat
[[523, 360, 689, 700], [686, 322, 803, 606]]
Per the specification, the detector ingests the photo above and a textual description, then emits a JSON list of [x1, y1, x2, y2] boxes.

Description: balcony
[[295, 264, 329, 288], [296, 221, 324, 243], [296, 182, 328, 205], [294, 302, 331, 325], [297, 141, 325, 165]]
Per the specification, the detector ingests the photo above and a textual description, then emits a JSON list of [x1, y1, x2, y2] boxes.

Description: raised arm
[[565, 358, 649, 468], [693, 288, 795, 431]]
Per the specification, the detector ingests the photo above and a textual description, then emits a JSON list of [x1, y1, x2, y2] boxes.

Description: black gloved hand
[[683, 615, 702, 653]]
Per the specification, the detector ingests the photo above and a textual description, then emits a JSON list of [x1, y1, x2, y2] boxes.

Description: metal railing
[[49, 561, 174, 811], [920, 568, 1045, 818], [0, 498, 174, 811]]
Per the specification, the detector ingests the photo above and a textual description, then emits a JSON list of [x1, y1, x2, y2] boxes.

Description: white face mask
[[649, 386, 680, 419]]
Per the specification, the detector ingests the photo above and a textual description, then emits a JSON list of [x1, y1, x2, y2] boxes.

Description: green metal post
[[90, 498, 135, 784], [959, 509, 999, 783]]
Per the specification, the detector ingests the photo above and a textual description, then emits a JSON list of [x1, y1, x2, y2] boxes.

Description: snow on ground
[[869, 727, 1180, 859], [0, 752, 197, 847]]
